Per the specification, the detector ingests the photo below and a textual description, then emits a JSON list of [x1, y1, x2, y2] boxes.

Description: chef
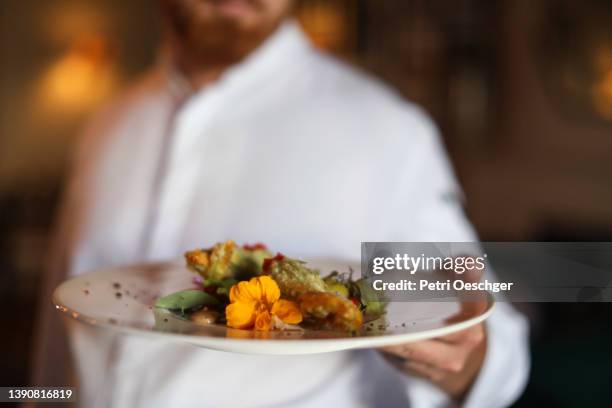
[[33, 0, 529, 406]]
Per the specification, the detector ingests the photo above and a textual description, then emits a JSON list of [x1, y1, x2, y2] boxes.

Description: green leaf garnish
[[154, 290, 219, 314], [203, 278, 238, 297]]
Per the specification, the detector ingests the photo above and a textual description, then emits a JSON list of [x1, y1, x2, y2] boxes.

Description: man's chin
[[185, 18, 268, 61], [213, 0, 259, 19]]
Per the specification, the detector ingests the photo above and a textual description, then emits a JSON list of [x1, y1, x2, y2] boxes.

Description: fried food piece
[[298, 292, 363, 332], [185, 240, 236, 280], [185, 249, 211, 274], [185, 240, 271, 281], [265, 257, 327, 300]]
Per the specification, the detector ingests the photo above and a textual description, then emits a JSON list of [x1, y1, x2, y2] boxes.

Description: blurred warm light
[[38, 34, 118, 115], [594, 47, 612, 75], [42, 4, 109, 46], [592, 70, 612, 120], [298, 4, 347, 52]]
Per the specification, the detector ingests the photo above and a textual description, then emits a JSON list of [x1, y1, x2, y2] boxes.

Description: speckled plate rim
[[53, 263, 495, 355]]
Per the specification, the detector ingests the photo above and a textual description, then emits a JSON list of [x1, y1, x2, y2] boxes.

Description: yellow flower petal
[[256, 276, 280, 304], [226, 277, 286, 331], [229, 280, 260, 303], [254, 310, 272, 331], [226, 301, 256, 329], [271, 299, 303, 325]]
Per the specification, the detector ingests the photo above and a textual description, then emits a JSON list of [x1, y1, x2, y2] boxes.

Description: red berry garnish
[[243, 243, 268, 251], [262, 253, 285, 273]]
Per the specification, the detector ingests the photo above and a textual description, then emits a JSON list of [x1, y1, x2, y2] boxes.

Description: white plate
[[53, 260, 494, 355]]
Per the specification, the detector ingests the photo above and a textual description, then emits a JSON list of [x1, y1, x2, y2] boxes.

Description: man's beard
[[164, 2, 276, 65], [184, 21, 260, 64]]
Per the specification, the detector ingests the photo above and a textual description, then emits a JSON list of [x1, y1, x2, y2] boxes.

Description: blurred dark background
[[1, 0, 612, 406]]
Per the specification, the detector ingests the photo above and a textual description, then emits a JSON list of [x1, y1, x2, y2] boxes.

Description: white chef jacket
[[52, 21, 529, 408]]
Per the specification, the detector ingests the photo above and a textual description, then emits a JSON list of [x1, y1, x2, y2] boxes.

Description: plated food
[[53, 258, 494, 354], [154, 240, 387, 332]]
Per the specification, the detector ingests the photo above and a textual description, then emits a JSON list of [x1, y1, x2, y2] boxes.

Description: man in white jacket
[[35, 0, 529, 406]]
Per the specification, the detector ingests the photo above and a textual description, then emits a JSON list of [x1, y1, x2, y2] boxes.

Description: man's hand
[[380, 322, 487, 400], [379, 257, 490, 400]]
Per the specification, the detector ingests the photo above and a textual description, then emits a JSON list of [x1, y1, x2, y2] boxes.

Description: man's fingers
[[445, 297, 489, 324], [381, 340, 467, 373], [405, 360, 446, 382], [437, 324, 486, 345], [381, 353, 450, 383]]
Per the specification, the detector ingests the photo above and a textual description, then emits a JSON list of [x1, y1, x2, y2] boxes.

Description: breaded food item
[[265, 256, 327, 300], [298, 292, 363, 332], [179, 242, 385, 332], [185, 240, 271, 281]]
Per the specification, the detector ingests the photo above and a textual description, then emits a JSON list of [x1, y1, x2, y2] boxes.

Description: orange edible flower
[[226, 276, 302, 331]]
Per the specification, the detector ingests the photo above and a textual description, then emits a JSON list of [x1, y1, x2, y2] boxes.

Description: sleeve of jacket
[[29, 101, 117, 391], [387, 108, 530, 407]]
